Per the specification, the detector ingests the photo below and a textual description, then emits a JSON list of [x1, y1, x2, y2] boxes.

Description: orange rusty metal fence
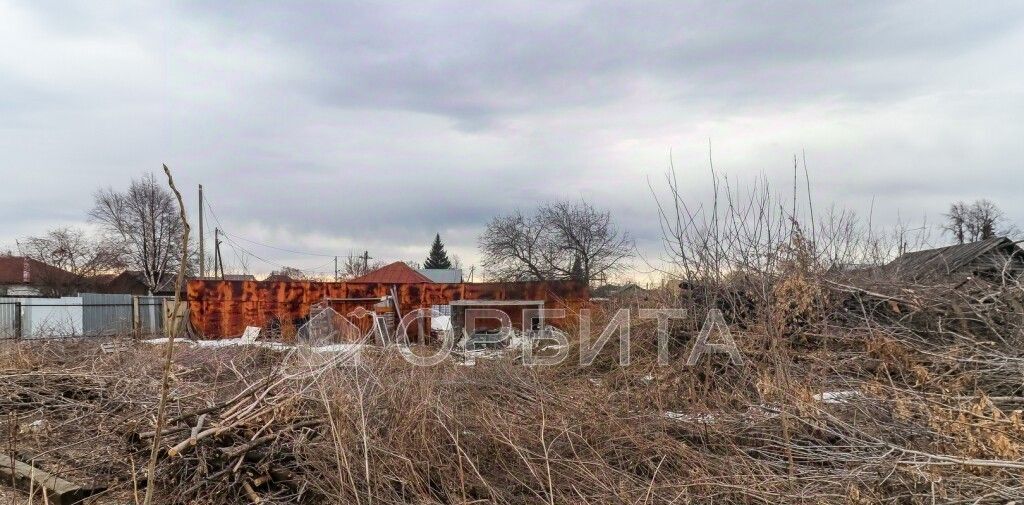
[[187, 279, 589, 338]]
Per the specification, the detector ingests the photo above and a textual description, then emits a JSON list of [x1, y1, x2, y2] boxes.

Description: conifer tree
[[424, 233, 453, 269]]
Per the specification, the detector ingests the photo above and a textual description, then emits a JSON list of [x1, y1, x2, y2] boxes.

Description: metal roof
[[350, 261, 433, 284], [416, 268, 463, 283], [0, 257, 76, 285], [884, 236, 1022, 279]]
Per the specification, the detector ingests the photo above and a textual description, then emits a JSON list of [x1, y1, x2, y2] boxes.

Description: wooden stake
[[143, 164, 191, 505]]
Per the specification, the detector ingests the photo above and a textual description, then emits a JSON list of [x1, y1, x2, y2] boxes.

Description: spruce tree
[[424, 233, 453, 269]]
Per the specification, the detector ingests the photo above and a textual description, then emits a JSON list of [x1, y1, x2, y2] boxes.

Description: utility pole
[[198, 184, 204, 278], [362, 250, 372, 272], [214, 228, 223, 279], [334, 255, 339, 282]]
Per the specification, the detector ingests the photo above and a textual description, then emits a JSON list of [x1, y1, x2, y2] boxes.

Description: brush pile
[[3, 236, 1024, 503]]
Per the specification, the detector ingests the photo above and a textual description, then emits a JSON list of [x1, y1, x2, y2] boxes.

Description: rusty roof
[[350, 261, 433, 284], [0, 256, 76, 285]]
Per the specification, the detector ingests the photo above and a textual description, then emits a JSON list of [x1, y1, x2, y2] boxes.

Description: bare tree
[[268, 266, 306, 280], [18, 227, 124, 281], [90, 173, 189, 294], [540, 201, 633, 283], [479, 210, 550, 281], [943, 201, 970, 244], [479, 201, 632, 284], [944, 199, 1016, 244], [341, 253, 385, 279], [968, 199, 1001, 241]]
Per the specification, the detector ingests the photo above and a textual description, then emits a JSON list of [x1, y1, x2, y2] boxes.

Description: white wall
[[20, 297, 83, 338]]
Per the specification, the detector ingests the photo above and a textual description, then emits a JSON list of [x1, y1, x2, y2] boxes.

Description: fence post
[[14, 301, 22, 340], [132, 296, 141, 337]]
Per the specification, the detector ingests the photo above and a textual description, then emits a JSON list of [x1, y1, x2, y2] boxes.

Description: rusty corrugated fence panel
[[188, 279, 589, 338]]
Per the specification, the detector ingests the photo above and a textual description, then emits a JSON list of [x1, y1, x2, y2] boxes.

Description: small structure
[[449, 299, 545, 349], [884, 236, 1024, 281], [417, 268, 463, 283], [0, 256, 77, 297], [592, 283, 652, 303], [351, 261, 432, 284]]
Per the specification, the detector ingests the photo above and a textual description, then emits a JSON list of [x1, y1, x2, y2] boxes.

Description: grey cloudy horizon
[[2, 1, 1022, 280]]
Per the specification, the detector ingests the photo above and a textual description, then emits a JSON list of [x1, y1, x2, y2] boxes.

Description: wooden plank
[[0, 453, 100, 505]]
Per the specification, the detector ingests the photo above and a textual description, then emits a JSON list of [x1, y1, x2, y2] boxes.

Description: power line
[[219, 230, 336, 258], [203, 192, 337, 259], [220, 234, 293, 272], [201, 190, 391, 279], [221, 234, 337, 279]]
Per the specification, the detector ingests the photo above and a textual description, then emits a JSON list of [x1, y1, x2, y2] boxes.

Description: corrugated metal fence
[[80, 293, 132, 335], [0, 294, 171, 339]]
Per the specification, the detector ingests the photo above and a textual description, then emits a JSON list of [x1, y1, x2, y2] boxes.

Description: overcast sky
[[2, 1, 1022, 280]]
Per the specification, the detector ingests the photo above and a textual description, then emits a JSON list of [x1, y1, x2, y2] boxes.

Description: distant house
[[416, 268, 463, 283], [350, 261, 432, 284], [0, 256, 78, 297], [99, 270, 182, 296], [884, 236, 1024, 281], [592, 283, 652, 302]]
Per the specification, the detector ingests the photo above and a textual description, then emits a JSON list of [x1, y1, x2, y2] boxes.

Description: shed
[[884, 236, 1024, 281], [449, 299, 546, 339]]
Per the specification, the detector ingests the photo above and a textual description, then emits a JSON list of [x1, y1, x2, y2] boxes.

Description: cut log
[[0, 453, 101, 505]]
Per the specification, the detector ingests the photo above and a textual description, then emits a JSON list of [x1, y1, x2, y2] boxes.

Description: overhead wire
[[202, 191, 343, 278]]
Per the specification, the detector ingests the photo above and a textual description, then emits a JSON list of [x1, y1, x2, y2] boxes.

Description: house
[[99, 270, 182, 296], [0, 256, 78, 297], [592, 283, 652, 301], [350, 261, 433, 284], [884, 236, 1024, 281]]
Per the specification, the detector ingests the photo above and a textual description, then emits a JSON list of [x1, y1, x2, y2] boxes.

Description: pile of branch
[[139, 363, 324, 503]]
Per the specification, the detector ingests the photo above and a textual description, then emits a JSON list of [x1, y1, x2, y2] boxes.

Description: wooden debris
[[0, 453, 101, 505]]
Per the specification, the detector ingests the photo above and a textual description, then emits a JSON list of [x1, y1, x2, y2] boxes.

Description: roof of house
[[592, 283, 649, 299], [107, 270, 181, 294], [885, 236, 1023, 279], [351, 261, 433, 284], [0, 256, 76, 285], [416, 268, 463, 283], [222, 274, 257, 281]]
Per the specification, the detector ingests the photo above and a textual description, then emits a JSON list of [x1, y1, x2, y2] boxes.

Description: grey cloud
[[2, 0, 1023, 276], [181, 1, 1023, 125]]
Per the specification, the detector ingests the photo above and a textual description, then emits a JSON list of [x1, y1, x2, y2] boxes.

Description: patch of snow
[[431, 315, 452, 331], [813, 390, 861, 404], [664, 411, 717, 424], [140, 337, 365, 354]]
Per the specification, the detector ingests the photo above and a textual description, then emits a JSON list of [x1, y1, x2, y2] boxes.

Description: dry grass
[[2, 266, 1023, 505]]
